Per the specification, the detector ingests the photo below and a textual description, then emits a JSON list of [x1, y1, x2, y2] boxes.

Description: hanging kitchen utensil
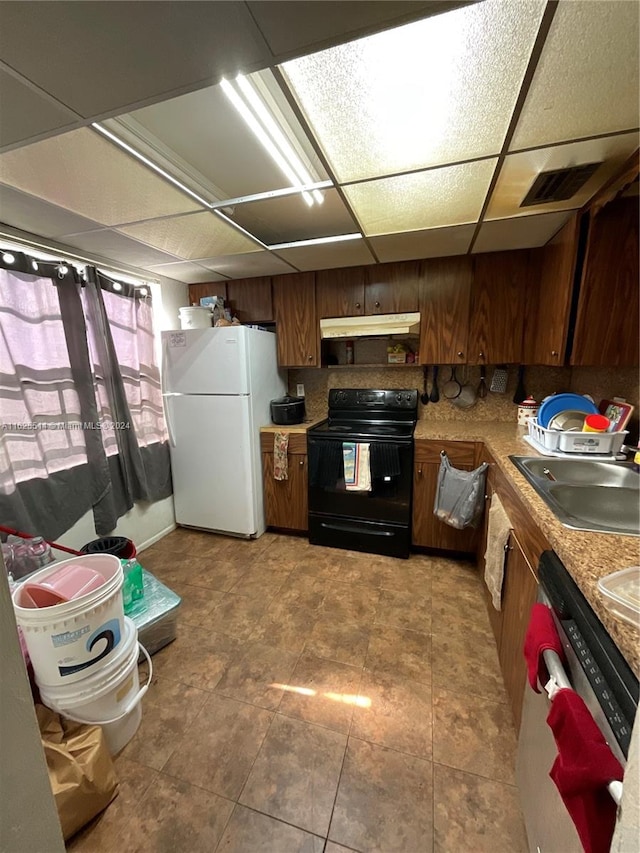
[[490, 364, 508, 393], [513, 365, 527, 404], [479, 365, 487, 399], [442, 366, 462, 400], [420, 366, 430, 405], [453, 366, 478, 409], [430, 365, 440, 403]]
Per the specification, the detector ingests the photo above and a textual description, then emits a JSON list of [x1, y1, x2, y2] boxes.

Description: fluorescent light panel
[[221, 75, 325, 207], [269, 232, 362, 250]]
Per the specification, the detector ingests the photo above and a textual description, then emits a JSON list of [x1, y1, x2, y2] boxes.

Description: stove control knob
[[396, 393, 402, 403]]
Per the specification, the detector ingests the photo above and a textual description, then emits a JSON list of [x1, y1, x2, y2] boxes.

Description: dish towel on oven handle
[[547, 687, 624, 853], [343, 442, 371, 492], [523, 602, 565, 692], [273, 432, 289, 481]]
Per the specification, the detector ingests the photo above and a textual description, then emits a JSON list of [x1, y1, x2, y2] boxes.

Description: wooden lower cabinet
[[498, 531, 539, 731], [412, 440, 479, 552], [260, 432, 308, 532]]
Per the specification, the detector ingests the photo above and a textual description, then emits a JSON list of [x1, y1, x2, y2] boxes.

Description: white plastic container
[[13, 554, 124, 687], [597, 567, 640, 628], [39, 617, 152, 754], [527, 418, 628, 455], [179, 306, 211, 329]]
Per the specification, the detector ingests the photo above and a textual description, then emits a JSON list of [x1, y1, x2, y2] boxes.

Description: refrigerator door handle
[[161, 337, 177, 448]]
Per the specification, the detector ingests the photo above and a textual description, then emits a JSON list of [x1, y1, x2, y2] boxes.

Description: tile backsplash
[[289, 365, 639, 441]]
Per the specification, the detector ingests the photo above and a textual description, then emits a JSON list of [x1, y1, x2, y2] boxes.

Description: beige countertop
[[260, 417, 325, 435], [414, 420, 640, 677]]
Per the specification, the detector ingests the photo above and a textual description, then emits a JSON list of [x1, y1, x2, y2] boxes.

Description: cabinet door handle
[[299, 459, 304, 467], [478, 351, 485, 360], [375, 301, 380, 308], [503, 543, 513, 552], [308, 354, 313, 362], [418, 464, 423, 476], [355, 302, 361, 309], [457, 351, 464, 358], [551, 350, 559, 357]]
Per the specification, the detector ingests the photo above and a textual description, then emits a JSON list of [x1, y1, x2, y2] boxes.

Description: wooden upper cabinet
[[365, 261, 420, 314], [316, 267, 365, 318], [419, 256, 471, 364], [523, 216, 580, 365], [468, 251, 531, 364], [187, 282, 228, 305], [272, 272, 318, 367], [225, 277, 273, 323], [571, 197, 639, 366]]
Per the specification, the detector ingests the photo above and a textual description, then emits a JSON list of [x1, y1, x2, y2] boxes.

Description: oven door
[[307, 435, 414, 558]]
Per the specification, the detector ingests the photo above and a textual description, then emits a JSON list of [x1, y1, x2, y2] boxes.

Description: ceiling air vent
[[520, 162, 602, 207]]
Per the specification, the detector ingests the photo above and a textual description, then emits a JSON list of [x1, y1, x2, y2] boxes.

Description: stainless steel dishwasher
[[516, 551, 638, 853]]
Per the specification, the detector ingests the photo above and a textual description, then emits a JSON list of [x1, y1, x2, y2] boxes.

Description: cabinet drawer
[[260, 432, 307, 455], [414, 439, 476, 466]]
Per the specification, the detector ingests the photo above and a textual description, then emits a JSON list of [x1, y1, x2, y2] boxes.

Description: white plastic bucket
[[39, 617, 152, 755], [13, 554, 124, 687], [179, 306, 211, 329]]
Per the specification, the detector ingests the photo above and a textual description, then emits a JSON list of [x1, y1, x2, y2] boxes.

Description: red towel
[[523, 602, 565, 693], [547, 689, 623, 853]]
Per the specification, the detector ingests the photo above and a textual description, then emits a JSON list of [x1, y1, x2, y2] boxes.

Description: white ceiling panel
[[0, 3, 271, 118], [118, 212, 259, 260], [199, 251, 296, 278], [486, 133, 639, 221], [275, 238, 375, 271], [0, 128, 201, 226], [0, 184, 103, 239], [229, 189, 356, 245], [472, 211, 571, 254], [344, 159, 496, 236], [511, 1, 640, 150], [247, 1, 468, 59], [370, 223, 475, 262], [59, 229, 181, 268], [281, 1, 545, 182], [0, 69, 78, 149], [147, 261, 228, 284]]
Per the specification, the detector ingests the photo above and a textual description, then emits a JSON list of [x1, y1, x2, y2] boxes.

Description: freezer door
[[166, 394, 257, 535], [162, 327, 250, 394]]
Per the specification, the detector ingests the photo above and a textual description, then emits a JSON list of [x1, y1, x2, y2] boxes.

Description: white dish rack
[[525, 418, 628, 458]]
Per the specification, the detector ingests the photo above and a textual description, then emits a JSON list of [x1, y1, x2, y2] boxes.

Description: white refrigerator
[[161, 326, 286, 537]]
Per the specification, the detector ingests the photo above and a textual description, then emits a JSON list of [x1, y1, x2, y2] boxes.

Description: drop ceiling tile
[[0, 128, 201, 226], [118, 212, 259, 260], [370, 224, 475, 262], [0, 184, 103, 239], [128, 74, 328, 200], [472, 212, 571, 254], [486, 133, 639, 221], [344, 159, 496, 236], [511, 1, 640, 150], [0, 3, 270, 117], [274, 238, 375, 271], [146, 261, 228, 284], [247, 1, 467, 58], [198, 252, 296, 278], [59, 229, 181, 268], [0, 69, 79, 149], [228, 189, 356, 245], [281, 1, 545, 182]]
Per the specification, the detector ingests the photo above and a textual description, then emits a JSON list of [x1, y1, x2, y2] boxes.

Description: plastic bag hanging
[[434, 451, 488, 529]]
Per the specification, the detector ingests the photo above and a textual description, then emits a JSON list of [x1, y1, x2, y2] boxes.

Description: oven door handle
[[319, 521, 393, 537], [542, 648, 623, 806]]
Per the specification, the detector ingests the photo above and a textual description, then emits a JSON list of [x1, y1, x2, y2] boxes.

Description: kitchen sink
[[509, 456, 640, 536]]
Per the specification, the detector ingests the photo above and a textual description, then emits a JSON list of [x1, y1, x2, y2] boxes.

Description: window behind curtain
[[0, 269, 88, 492]]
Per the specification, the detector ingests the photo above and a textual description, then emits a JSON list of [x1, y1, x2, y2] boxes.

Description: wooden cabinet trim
[[414, 439, 476, 465]]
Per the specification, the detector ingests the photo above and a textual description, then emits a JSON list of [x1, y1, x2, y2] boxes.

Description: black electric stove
[[307, 389, 418, 558]]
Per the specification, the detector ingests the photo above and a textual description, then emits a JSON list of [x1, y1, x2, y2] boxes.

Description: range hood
[[320, 312, 421, 339]]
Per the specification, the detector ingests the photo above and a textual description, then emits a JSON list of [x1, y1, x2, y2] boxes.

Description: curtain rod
[[0, 228, 160, 288]]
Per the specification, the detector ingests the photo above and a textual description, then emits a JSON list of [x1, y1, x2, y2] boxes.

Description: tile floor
[[68, 529, 528, 853]]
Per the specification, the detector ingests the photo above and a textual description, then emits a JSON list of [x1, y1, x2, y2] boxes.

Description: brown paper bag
[[36, 704, 119, 840]]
